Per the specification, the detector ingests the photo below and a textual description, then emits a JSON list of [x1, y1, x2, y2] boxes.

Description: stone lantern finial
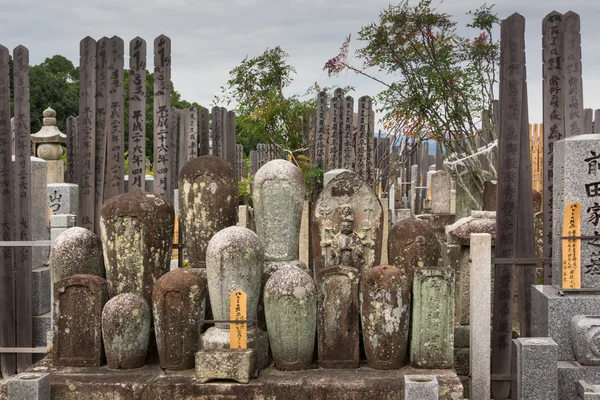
[[31, 107, 67, 183]]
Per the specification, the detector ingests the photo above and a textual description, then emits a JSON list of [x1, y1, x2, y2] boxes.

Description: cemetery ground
[[1, 6, 600, 400]]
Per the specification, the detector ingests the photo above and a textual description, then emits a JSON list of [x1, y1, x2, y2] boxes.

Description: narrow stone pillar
[[470, 233, 491, 399]]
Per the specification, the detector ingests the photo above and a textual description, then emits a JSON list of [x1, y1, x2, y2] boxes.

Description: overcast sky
[[1, 0, 599, 129]]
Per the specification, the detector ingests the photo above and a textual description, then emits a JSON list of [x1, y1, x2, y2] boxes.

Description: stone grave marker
[[153, 35, 172, 199], [553, 134, 600, 289], [100, 190, 174, 306], [431, 170, 452, 214], [201, 226, 269, 370], [312, 170, 383, 368], [47, 183, 78, 215], [264, 265, 316, 371], [102, 292, 151, 369], [77, 37, 96, 232], [178, 156, 237, 268], [411, 267, 454, 368], [128, 37, 147, 192], [211, 106, 223, 157], [152, 268, 207, 370], [226, 110, 236, 167], [360, 264, 410, 369], [53, 274, 107, 366], [388, 217, 440, 287], [50, 227, 104, 285]]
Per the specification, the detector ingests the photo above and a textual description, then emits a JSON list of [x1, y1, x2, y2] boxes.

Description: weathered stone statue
[[50, 227, 104, 285], [312, 171, 383, 368], [53, 274, 108, 367], [253, 159, 308, 330], [100, 190, 174, 305], [102, 293, 151, 369], [360, 265, 410, 369], [200, 226, 269, 370], [179, 155, 237, 268], [152, 268, 207, 370], [264, 264, 316, 370]]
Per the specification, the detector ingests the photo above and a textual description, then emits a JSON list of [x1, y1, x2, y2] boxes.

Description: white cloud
[[0, 0, 598, 129]]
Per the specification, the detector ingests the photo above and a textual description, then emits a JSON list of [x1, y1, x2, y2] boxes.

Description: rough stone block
[[323, 168, 350, 187], [532, 285, 600, 360], [33, 312, 51, 347], [195, 348, 255, 384], [512, 337, 558, 400], [404, 375, 438, 400], [7, 372, 50, 399], [47, 183, 78, 215], [578, 380, 600, 399], [49, 214, 76, 244], [32, 267, 50, 316]]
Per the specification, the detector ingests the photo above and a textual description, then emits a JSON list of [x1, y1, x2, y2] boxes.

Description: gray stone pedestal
[[532, 285, 600, 361], [404, 375, 438, 399], [195, 349, 255, 384], [512, 337, 558, 400], [8, 372, 50, 399], [200, 325, 269, 371]]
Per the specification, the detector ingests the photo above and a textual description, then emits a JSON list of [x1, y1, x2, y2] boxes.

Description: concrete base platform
[[0, 357, 463, 400]]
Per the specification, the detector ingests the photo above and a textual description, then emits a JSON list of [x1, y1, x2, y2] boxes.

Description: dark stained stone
[[50, 227, 104, 285], [360, 265, 410, 370], [100, 190, 174, 305], [179, 155, 237, 268], [388, 217, 440, 286], [312, 171, 383, 368], [152, 268, 207, 370], [53, 274, 108, 367], [102, 293, 151, 369], [264, 264, 317, 371]]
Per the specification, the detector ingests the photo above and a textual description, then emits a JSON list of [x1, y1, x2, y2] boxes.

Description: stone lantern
[[31, 107, 66, 184]]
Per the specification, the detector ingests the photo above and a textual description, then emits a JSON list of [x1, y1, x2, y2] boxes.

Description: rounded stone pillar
[[253, 159, 305, 262], [102, 293, 151, 369], [50, 227, 104, 285], [264, 264, 316, 370], [179, 155, 237, 268], [360, 265, 410, 369], [100, 190, 174, 305]]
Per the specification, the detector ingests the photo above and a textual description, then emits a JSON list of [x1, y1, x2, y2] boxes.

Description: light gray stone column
[[470, 233, 491, 400]]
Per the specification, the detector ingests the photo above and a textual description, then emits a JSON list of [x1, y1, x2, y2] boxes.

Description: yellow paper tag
[[229, 290, 247, 349], [562, 201, 581, 289]]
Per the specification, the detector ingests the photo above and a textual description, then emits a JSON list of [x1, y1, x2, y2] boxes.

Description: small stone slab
[[195, 348, 255, 384], [404, 375, 438, 400], [53, 274, 107, 367]]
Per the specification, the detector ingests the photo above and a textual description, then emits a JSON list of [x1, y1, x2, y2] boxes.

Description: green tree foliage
[[29, 55, 79, 133], [21, 55, 199, 165], [218, 46, 317, 158], [324, 0, 499, 208]]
